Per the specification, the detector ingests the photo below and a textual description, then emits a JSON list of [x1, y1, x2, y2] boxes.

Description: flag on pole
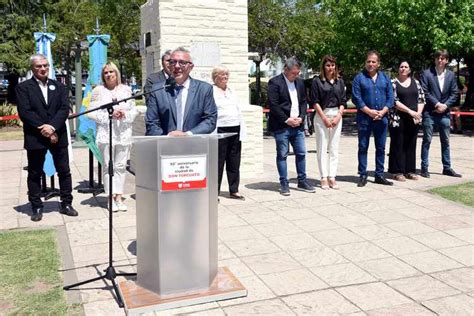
[[34, 31, 74, 176], [77, 34, 110, 165]]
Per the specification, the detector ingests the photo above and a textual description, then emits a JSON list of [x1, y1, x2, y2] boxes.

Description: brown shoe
[[405, 173, 418, 180], [393, 174, 406, 181], [320, 179, 329, 190], [328, 178, 340, 190]]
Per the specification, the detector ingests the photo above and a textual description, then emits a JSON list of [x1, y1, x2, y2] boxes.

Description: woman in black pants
[[389, 61, 425, 181], [212, 65, 247, 200]]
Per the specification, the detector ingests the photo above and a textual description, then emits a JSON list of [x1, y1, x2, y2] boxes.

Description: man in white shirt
[[420, 49, 461, 178], [267, 57, 315, 196]]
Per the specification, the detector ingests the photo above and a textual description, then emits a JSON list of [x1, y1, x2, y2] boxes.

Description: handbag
[[389, 108, 400, 128]]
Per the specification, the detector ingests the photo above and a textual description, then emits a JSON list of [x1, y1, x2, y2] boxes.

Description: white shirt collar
[[34, 76, 48, 86]]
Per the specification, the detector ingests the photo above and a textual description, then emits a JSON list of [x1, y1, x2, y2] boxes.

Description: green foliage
[[249, 81, 269, 107], [248, 0, 330, 67], [0, 0, 146, 81], [430, 181, 474, 208], [320, 0, 474, 76]]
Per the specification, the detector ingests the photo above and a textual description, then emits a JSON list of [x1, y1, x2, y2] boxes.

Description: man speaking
[[145, 47, 217, 136]]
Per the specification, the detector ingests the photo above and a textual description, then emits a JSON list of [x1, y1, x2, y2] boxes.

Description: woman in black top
[[388, 61, 425, 181], [310, 55, 347, 189]]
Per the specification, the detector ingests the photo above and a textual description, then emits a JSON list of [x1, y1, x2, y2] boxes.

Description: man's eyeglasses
[[35, 64, 49, 69], [168, 59, 193, 67]]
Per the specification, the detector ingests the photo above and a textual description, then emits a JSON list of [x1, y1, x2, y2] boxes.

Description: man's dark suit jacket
[[420, 66, 458, 116], [144, 70, 167, 95], [15, 78, 70, 150], [145, 77, 217, 135], [267, 73, 307, 132]]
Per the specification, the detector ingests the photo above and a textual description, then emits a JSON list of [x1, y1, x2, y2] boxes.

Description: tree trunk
[[464, 55, 473, 110]]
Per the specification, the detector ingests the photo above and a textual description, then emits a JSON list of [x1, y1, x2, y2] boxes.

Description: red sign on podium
[[161, 155, 207, 191]]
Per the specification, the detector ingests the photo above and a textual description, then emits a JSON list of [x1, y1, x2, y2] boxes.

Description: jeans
[[274, 127, 307, 186], [357, 117, 388, 177], [421, 113, 451, 171]]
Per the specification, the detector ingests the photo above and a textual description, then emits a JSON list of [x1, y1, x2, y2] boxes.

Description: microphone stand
[[64, 81, 175, 308]]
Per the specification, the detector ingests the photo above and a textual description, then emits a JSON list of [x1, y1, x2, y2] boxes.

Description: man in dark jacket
[[16, 54, 77, 221], [420, 49, 461, 178], [267, 57, 315, 196]]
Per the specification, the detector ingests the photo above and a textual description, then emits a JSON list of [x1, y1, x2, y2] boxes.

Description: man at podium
[[145, 47, 217, 136]]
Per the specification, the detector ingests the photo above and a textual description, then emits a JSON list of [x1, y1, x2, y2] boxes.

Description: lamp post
[[119, 56, 125, 83], [249, 52, 265, 106], [72, 40, 88, 140]]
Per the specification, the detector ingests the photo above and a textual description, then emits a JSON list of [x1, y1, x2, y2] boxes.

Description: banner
[[77, 34, 110, 164]]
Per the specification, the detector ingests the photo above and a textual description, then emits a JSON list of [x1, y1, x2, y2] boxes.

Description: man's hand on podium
[[168, 130, 188, 137]]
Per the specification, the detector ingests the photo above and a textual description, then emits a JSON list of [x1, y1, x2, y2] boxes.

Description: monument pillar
[[139, 0, 263, 178]]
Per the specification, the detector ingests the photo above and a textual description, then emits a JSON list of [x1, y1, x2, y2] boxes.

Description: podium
[[119, 135, 247, 314]]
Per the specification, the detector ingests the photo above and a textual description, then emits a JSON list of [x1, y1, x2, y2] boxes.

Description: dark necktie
[[175, 85, 184, 131]]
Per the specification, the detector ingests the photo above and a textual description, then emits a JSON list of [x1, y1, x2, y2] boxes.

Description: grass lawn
[[429, 181, 474, 208], [0, 229, 80, 315]]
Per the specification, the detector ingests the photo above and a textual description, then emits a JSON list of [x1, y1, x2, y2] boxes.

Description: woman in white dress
[[88, 62, 138, 211]]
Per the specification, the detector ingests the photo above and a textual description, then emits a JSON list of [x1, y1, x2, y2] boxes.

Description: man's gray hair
[[161, 49, 172, 62], [29, 54, 49, 68], [172, 47, 193, 62], [284, 56, 302, 70]]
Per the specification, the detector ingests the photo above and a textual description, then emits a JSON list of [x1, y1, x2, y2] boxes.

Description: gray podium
[[119, 135, 246, 314]]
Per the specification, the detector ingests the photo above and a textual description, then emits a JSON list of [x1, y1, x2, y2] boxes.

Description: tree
[[248, 0, 330, 67], [0, 0, 145, 83], [320, 0, 474, 104]]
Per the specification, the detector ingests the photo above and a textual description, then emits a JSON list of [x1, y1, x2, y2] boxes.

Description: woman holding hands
[[88, 62, 138, 211], [388, 61, 425, 181], [311, 55, 347, 189]]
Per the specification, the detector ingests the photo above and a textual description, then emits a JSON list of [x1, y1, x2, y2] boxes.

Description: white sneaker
[[111, 200, 119, 212], [116, 200, 128, 212]]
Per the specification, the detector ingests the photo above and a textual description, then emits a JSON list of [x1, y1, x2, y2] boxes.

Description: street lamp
[[249, 52, 265, 106], [119, 56, 125, 83], [72, 39, 88, 139]]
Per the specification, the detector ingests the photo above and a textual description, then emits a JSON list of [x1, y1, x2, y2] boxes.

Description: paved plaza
[[0, 133, 473, 315]]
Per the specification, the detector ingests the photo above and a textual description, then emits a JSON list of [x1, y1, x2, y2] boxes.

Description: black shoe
[[31, 207, 43, 222], [357, 175, 368, 187], [297, 181, 316, 193], [60, 204, 78, 217], [374, 176, 394, 186], [442, 168, 462, 178], [280, 184, 290, 196], [420, 170, 430, 178]]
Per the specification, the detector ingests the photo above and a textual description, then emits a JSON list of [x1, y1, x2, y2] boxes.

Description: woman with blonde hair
[[88, 61, 138, 211], [310, 55, 347, 189], [212, 65, 246, 200]]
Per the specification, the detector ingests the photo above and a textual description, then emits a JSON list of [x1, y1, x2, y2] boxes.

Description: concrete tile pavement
[[0, 133, 472, 315]]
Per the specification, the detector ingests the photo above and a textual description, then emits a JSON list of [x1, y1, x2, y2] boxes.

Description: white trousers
[[314, 107, 342, 179], [98, 143, 130, 195]]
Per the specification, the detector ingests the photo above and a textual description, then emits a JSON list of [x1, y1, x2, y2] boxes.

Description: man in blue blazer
[[145, 47, 217, 136], [16, 54, 78, 221], [420, 49, 461, 178], [267, 57, 315, 196]]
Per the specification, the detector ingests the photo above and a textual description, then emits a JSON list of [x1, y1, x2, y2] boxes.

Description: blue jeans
[[357, 117, 388, 177], [421, 113, 451, 171], [274, 127, 307, 186]]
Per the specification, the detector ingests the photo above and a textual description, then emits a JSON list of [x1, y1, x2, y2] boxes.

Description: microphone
[[165, 77, 176, 90]]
